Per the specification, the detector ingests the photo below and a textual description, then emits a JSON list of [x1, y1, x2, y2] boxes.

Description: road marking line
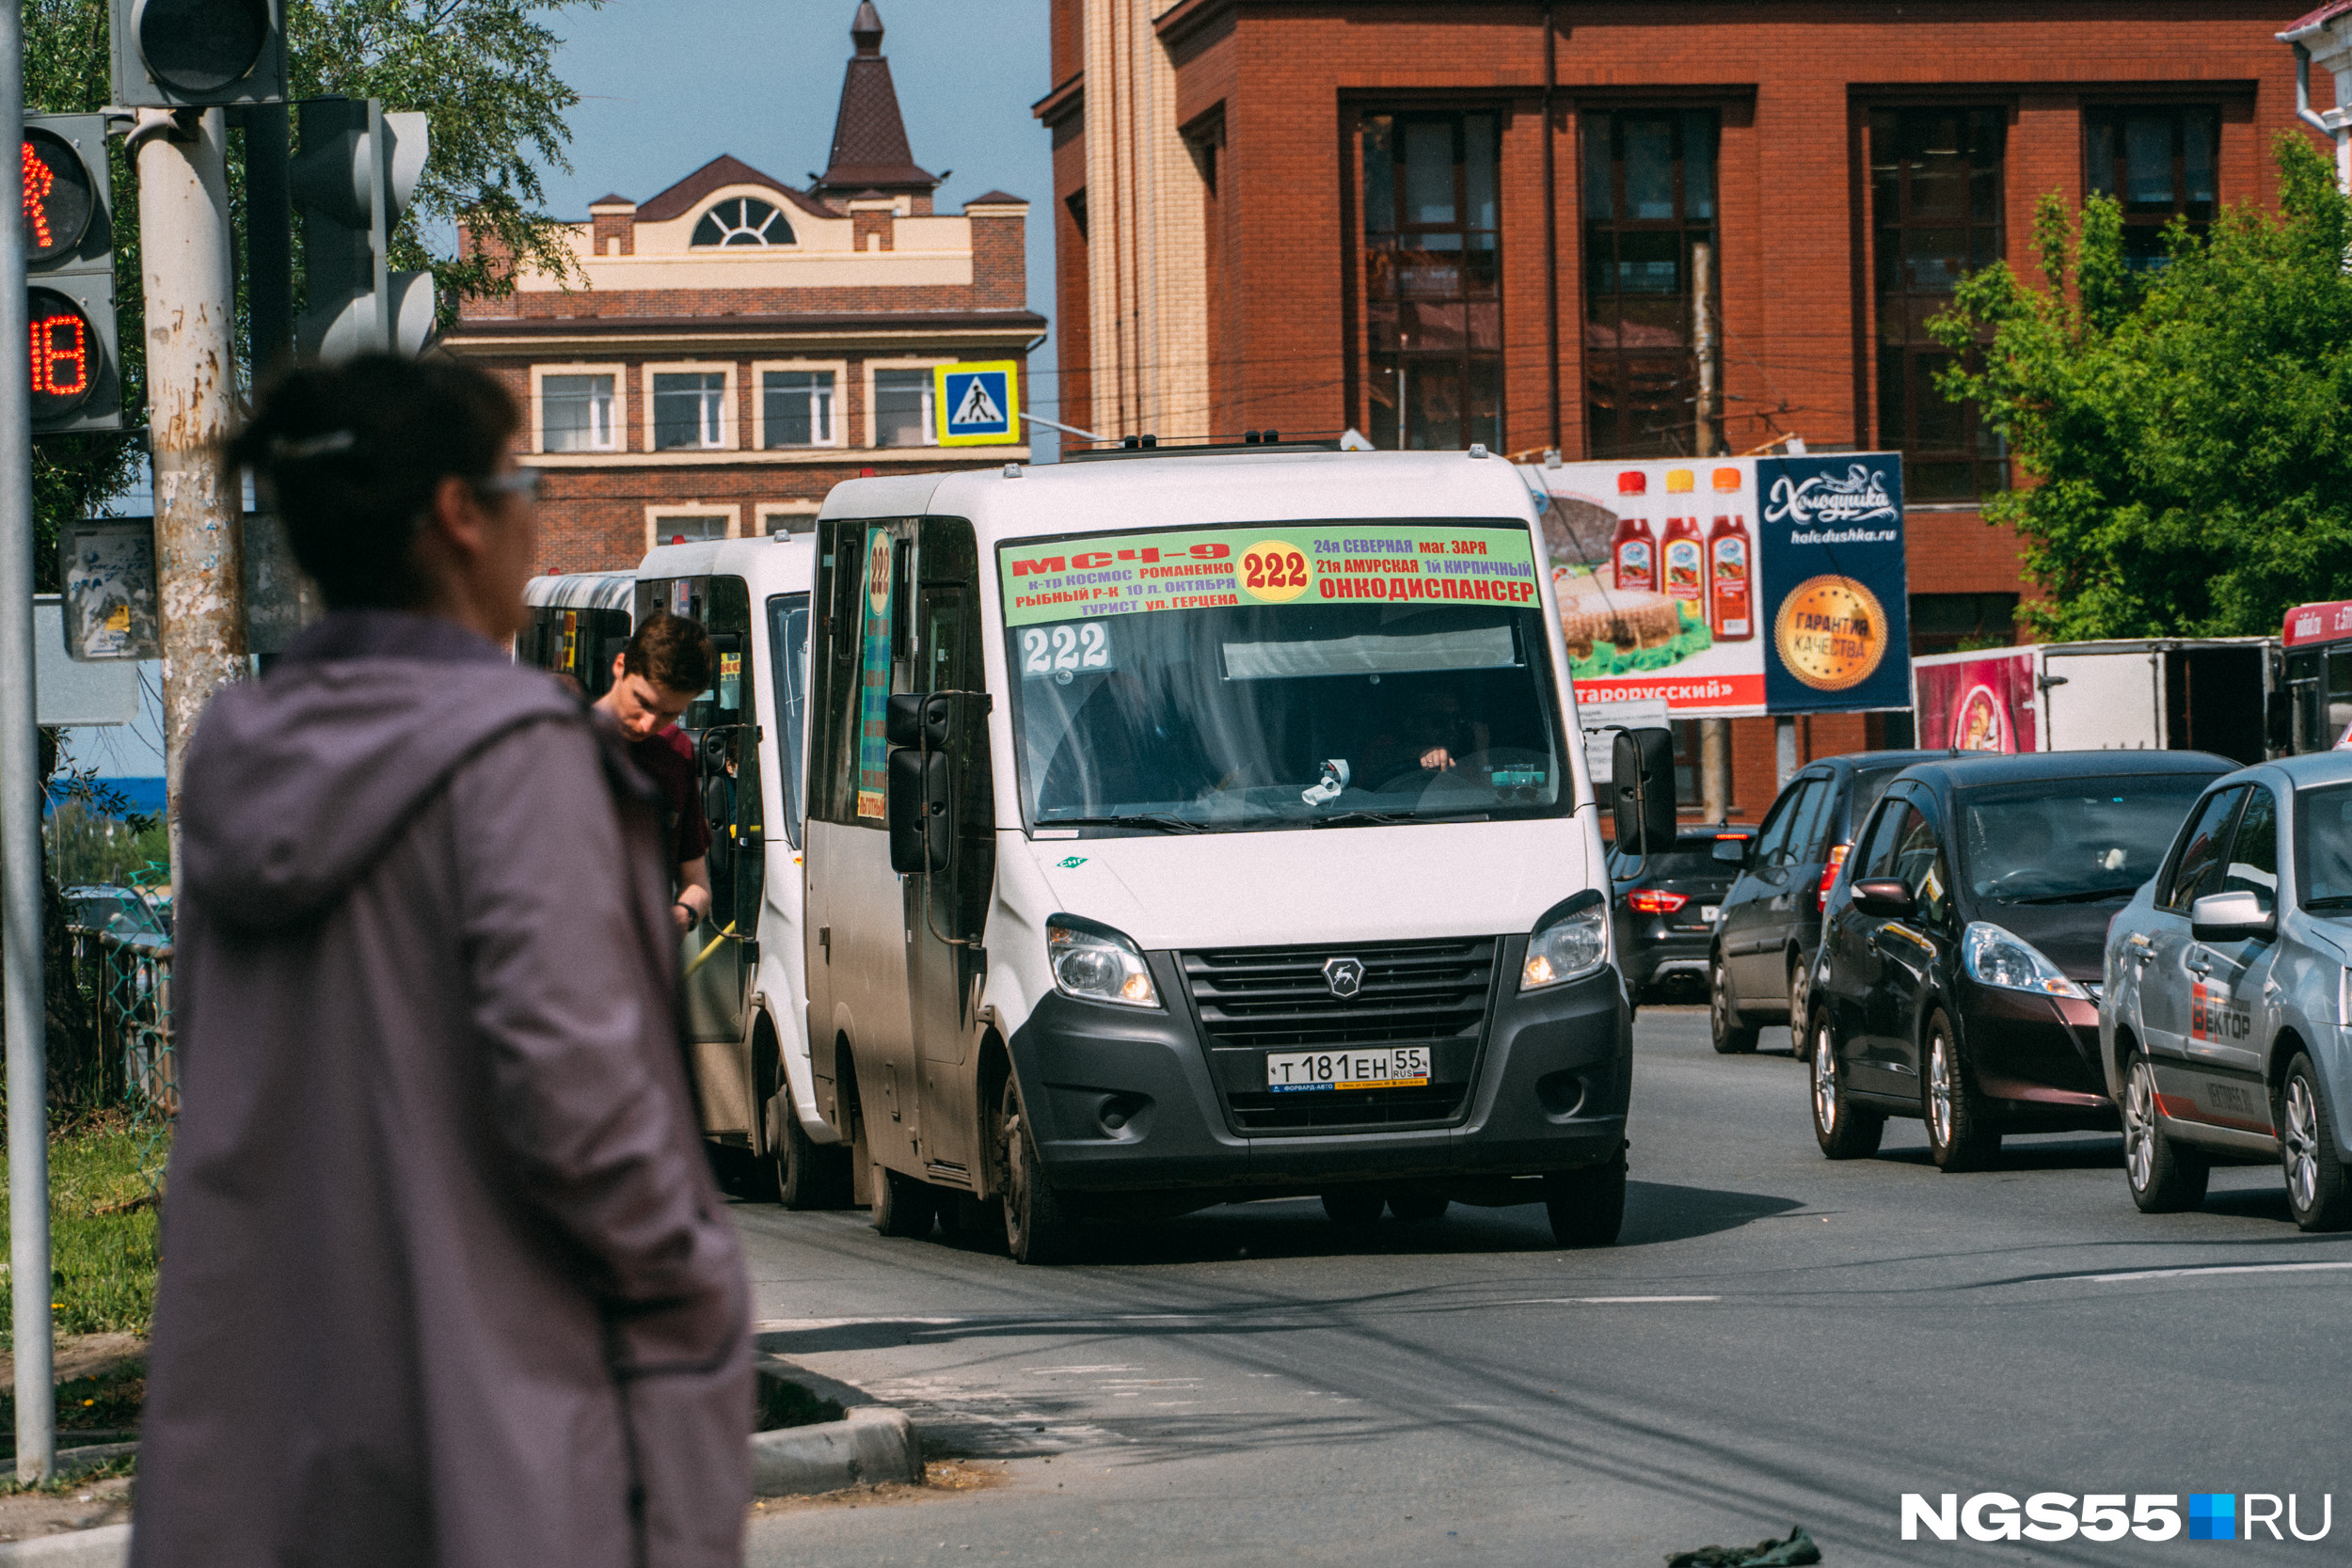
[[2086, 1259, 2352, 1284], [1496, 1294, 1721, 1305]]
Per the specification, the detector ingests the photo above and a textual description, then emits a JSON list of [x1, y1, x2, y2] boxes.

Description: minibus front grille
[[1181, 937, 1498, 1051], [1180, 936, 1498, 1133]]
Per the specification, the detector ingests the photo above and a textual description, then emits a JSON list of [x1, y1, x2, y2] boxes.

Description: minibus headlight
[[1522, 893, 1609, 991], [1047, 918, 1160, 1009]]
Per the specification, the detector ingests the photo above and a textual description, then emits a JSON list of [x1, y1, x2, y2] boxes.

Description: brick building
[[445, 1, 1043, 570], [1035, 0, 2317, 816]]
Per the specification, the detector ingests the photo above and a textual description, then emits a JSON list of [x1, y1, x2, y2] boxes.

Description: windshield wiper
[[2303, 895, 2352, 911], [1312, 809, 1490, 828], [1043, 814, 1209, 834], [2011, 884, 2143, 905]]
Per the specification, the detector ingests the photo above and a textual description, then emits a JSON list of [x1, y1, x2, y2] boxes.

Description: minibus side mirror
[[887, 748, 951, 874], [1611, 727, 1678, 856], [886, 691, 952, 750]]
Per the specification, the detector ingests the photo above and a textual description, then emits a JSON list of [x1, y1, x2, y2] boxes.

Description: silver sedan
[[2099, 752, 2352, 1229]]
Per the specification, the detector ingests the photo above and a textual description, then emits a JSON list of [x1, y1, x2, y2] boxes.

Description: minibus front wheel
[[999, 1077, 1081, 1266]]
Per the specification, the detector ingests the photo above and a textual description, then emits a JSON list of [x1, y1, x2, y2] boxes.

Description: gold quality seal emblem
[[1773, 575, 1887, 691]]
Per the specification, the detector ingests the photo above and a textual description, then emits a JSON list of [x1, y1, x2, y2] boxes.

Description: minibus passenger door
[[902, 518, 995, 1183]]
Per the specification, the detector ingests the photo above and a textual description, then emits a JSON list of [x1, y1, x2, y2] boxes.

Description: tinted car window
[[2162, 786, 2247, 912], [1787, 778, 1838, 863], [1848, 764, 1911, 840], [1890, 807, 1954, 929], [1962, 774, 2218, 907], [1856, 793, 1914, 880], [2296, 782, 2352, 909], [2222, 785, 2280, 913], [1749, 783, 1810, 869]]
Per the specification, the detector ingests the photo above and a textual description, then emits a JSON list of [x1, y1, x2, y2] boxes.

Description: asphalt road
[[739, 1006, 2352, 1567]]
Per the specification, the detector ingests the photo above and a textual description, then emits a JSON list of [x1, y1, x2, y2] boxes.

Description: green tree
[[1932, 134, 2352, 641], [23, 0, 599, 580]]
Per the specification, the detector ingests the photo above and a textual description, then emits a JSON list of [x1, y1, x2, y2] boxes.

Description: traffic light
[[24, 115, 122, 435], [291, 98, 435, 360], [111, 0, 286, 109]]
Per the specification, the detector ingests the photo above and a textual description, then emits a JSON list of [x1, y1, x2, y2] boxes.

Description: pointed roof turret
[[811, 1, 939, 203]]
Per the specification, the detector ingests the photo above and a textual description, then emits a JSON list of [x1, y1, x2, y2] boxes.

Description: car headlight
[[1047, 916, 1160, 1008], [1522, 891, 1609, 991], [1963, 921, 2087, 1001]]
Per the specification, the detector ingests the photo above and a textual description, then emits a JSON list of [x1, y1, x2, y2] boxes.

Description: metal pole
[[138, 109, 246, 878], [0, 0, 58, 1484], [1692, 240, 1732, 822]]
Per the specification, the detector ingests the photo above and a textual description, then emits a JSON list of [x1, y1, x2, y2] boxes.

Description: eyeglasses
[[475, 469, 545, 503]]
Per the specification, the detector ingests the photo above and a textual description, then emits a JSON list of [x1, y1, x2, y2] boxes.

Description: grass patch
[[0, 1453, 135, 1496], [0, 1113, 164, 1348]]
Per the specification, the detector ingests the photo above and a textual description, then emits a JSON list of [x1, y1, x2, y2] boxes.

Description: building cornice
[[443, 309, 1047, 357], [1032, 70, 1084, 126]]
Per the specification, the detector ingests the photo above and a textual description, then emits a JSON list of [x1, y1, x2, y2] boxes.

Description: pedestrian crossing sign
[[934, 360, 1021, 447]]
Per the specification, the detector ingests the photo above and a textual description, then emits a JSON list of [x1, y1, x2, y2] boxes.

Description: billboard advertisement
[[1914, 648, 2038, 753], [1526, 451, 1908, 719]]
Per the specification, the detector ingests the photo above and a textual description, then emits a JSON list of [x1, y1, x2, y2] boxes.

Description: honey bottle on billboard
[[1661, 468, 1704, 618], [1611, 471, 1656, 594], [1707, 467, 1754, 641]]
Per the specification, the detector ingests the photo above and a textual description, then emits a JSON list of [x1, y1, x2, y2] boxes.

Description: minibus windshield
[[998, 521, 1568, 832]]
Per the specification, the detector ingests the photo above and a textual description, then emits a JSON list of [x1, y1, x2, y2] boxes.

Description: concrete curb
[[750, 1405, 922, 1497], [0, 1523, 128, 1567]]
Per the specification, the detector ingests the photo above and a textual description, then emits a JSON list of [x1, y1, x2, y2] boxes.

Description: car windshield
[[1000, 522, 1566, 832], [1956, 774, 2216, 904], [2296, 781, 2352, 908]]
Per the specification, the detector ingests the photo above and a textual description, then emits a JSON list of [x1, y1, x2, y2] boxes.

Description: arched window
[[692, 197, 794, 247]]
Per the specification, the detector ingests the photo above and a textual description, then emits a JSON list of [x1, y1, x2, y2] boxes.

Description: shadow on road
[[1870, 1133, 2122, 1172]]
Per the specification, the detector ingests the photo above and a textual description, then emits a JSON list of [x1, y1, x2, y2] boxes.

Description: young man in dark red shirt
[[595, 610, 716, 930]]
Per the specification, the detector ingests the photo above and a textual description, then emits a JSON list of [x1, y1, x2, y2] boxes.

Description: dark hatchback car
[[1609, 826, 1755, 1001], [1807, 750, 2234, 1170], [1710, 751, 1954, 1053]]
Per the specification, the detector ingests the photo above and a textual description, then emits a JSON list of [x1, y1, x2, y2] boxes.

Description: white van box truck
[[803, 445, 1638, 1263], [522, 537, 844, 1206], [1911, 637, 2276, 764]]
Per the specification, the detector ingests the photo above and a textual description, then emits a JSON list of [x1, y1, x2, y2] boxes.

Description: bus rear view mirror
[[887, 691, 953, 751], [1611, 727, 1677, 857], [888, 747, 953, 875]]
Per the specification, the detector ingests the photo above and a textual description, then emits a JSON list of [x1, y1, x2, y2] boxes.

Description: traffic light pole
[[134, 107, 247, 866], [1, 0, 60, 1486]]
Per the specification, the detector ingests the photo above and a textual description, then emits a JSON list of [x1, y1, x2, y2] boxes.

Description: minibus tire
[[872, 1166, 937, 1239], [1001, 1078, 1079, 1265], [1543, 1155, 1626, 1247], [772, 1090, 826, 1211]]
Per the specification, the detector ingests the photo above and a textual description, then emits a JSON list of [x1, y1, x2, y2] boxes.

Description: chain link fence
[[60, 920, 176, 1194]]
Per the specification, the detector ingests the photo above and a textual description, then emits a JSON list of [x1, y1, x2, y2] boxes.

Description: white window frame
[[752, 359, 849, 451], [642, 361, 739, 453], [756, 500, 822, 536], [865, 358, 949, 450], [644, 503, 742, 551], [530, 362, 625, 454]]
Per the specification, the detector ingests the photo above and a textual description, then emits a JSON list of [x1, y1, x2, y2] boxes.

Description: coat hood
[[180, 611, 589, 930]]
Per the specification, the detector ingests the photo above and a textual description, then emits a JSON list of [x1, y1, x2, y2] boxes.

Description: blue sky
[[537, 0, 1063, 453]]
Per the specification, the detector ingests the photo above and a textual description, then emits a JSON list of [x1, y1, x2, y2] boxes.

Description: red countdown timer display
[[22, 130, 94, 265], [29, 287, 97, 418]]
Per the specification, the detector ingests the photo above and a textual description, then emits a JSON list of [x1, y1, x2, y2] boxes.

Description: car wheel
[[1543, 1154, 1627, 1247], [870, 1164, 936, 1238], [1788, 959, 1811, 1050], [1000, 1076, 1080, 1264], [1322, 1190, 1383, 1227], [2122, 1052, 2209, 1213], [1710, 958, 1759, 1054], [2279, 1054, 2352, 1232], [1809, 1009, 1883, 1159], [1922, 1012, 1999, 1172], [1388, 1194, 1449, 1223]]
